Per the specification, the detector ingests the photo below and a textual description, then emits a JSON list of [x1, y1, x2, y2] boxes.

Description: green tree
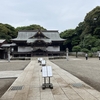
[[93, 27, 100, 38], [81, 48, 89, 53], [82, 34, 96, 50], [60, 29, 76, 51], [16, 24, 46, 31], [84, 6, 100, 35], [0, 23, 17, 42], [91, 47, 98, 53], [72, 46, 81, 58], [0, 23, 46, 42]]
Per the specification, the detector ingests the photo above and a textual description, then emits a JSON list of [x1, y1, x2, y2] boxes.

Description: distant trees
[[60, 6, 100, 55], [16, 24, 46, 31], [72, 46, 81, 58], [79, 6, 100, 53], [0, 23, 17, 42], [0, 24, 46, 42], [60, 29, 80, 51]]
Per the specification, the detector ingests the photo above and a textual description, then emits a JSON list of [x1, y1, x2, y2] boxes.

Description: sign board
[[42, 66, 52, 77]]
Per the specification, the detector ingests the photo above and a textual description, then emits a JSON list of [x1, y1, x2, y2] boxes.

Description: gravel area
[[0, 78, 15, 97], [0, 60, 30, 97], [51, 56, 100, 92], [0, 60, 30, 71]]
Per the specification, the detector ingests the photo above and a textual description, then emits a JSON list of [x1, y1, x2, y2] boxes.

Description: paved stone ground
[[51, 56, 100, 92], [1, 57, 100, 99], [1, 58, 100, 100], [0, 60, 30, 97]]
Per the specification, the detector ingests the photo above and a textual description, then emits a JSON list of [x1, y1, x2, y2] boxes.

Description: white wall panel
[[18, 46, 32, 52], [46, 46, 60, 51]]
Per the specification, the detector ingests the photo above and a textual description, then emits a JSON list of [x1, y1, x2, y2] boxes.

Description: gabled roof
[[31, 31, 49, 39], [0, 39, 7, 47], [0, 39, 5, 43], [11, 30, 65, 43]]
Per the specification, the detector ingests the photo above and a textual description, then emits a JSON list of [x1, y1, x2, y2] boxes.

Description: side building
[[11, 30, 65, 57], [0, 39, 7, 59]]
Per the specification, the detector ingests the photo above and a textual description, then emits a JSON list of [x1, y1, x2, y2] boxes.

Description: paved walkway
[[1, 58, 100, 100]]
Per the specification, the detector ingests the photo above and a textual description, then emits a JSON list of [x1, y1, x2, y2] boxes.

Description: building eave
[[27, 39, 52, 43]]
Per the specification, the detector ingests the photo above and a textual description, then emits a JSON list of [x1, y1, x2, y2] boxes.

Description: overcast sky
[[0, 0, 99, 32]]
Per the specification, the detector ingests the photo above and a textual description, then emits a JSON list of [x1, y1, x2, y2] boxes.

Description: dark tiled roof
[[1, 43, 16, 47], [12, 30, 65, 43], [27, 39, 51, 43]]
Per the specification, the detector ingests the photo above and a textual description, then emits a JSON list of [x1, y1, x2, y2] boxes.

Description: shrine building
[[11, 30, 65, 57]]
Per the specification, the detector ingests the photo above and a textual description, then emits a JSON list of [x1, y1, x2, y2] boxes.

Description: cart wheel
[[50, 86, 53, 89], [42, 87, 45, 89], [42, 85, 46, 90], [49, 84, 53, 89]]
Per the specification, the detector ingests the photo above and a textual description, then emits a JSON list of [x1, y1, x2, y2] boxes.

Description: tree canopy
[[60, 6, 100, 53], [16, 24, 46, 31], [0, 23, 17, 42], [0, 24, 46, 42]]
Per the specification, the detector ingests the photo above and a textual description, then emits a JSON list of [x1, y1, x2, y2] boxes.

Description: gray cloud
[[0, 0, 99, 32]]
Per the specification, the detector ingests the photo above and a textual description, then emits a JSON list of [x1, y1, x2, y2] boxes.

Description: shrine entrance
[[31, 49, 47, 56]]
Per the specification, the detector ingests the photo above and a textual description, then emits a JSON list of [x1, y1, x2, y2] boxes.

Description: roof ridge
[[19, 30, 58, 32]]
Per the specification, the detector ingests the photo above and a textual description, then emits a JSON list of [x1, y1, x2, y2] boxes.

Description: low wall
[[69, 52, 99, 57], [69, 52, 85, 56], [11, 57, 31, 60]]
